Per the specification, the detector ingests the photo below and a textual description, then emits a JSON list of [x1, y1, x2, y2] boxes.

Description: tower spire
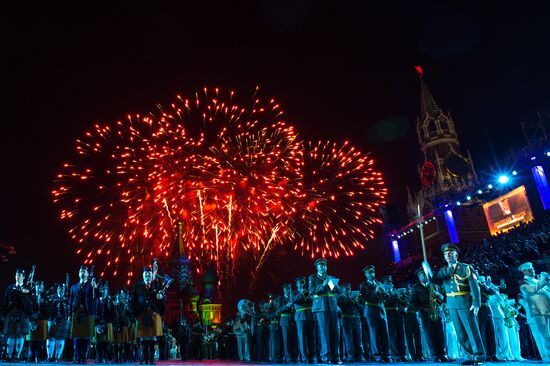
[[419, 75, 442, 120]]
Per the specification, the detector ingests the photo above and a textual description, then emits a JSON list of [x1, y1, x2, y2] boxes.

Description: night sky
[[3, 1, 550, 300]]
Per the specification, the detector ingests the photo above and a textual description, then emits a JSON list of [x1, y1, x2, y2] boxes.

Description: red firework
[[52, 87, 387, 286]]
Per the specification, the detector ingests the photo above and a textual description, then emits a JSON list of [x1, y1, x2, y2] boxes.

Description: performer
[[132, 266, 166, 365], [95, 283, 114, 363], [359, 265, 392, 363], [277, 283, 297, 363], [69, 265, 98, 364], [485, 277, 512, 361], [308, 258, 341, 364], [403, 284, 424, 362], [175, 317, 190, 361], [433, 243, 485, 365], [411, 267, 450, 362], [2, 268, 33, 362], [293, 276, 315, 363], [265, 293, 281, 362], [381, 275, 407, 362], [518, 262, 550, 362], [47, 283, 71, 363], [27, 280, 50, 363], [476, 275, 498, 362], [337, 283, 365, 363]]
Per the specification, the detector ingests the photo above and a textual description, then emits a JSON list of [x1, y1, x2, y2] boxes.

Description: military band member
[[518, 261, 550, 362], [476, 276, 498, 362], [411, 268, 449, 362], [69, 265, 98, 364], [27, 280, 50, 363], [434, 243, 485, 365], [359, 265, 392, 363], [381, 275, 407, 362], [277, 283, 297, 363], [95, 283, 114, 363], [48, 283, 71, 363], [403, 284, 424, 362], [3, 269, 33, 362], [337, 283, 365, 363], [294, 276, 315, 363], [265, 293, 281, 363], [132, 266, 166, 365], [308, 258, 341, 364]]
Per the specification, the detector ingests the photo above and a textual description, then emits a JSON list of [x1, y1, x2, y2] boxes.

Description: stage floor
[[24, 361, 546, 366]]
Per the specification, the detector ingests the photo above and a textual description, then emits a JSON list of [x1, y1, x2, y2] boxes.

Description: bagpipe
[[152, 258, 173, 298]]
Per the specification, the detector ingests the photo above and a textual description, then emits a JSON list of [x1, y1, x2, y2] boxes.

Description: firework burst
[[52, 87, 386, 287]]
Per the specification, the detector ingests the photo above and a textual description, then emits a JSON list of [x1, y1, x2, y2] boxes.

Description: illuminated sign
[[482, 185, 534, 235]]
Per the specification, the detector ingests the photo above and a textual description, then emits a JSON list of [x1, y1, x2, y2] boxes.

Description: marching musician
[[112, 292, 130, 363], [337, 283, 365, 363], [27, 280, 50, 363], [69, 265, 98, 364], [277, 283, 297, 363], [403, 284, 424, 362], [518, 261, 550, 361], [132, 265, 166, 365], [381, 275, 407, 362], [476, 275, 498, 362], [265, 293, 281, 363], [359, 265, 392, 363], [410, 267, 449, 362], [2, 268, 33, 362], [308, 258, 341, 364], [433, 243, 485, 365], [47, 283, 71, 363], [95, 283, 114, 363], [293, 276, 315, 363]]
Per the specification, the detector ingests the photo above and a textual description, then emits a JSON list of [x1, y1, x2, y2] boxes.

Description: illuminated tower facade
[[408, 72, 478, 218]]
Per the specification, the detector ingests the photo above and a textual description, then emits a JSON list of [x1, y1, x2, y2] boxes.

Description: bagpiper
[[94, 283, 114, 363], [27, 280, 51, 363], [68, 265, 98, 364], [2, 268, 33, 362], [47, 283, 71, 363], [132, 266, 166, 365]]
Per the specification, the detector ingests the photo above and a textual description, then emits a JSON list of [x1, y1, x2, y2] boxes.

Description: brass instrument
[[428, 282, 442, 321]]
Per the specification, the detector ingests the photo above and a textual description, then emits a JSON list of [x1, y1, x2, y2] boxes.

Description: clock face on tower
[[421, 161, 436, 187]]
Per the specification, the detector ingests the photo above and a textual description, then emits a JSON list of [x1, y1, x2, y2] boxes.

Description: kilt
[[49, 319, 71, 339], [137, 312, 162, 338], [129, 321, 138, 343], [71, 311, 95, 338], [96, 322, 114, 342], [27, 319, 48, 341], [3, 310, 30, 337], [113, 325, 129, 344]]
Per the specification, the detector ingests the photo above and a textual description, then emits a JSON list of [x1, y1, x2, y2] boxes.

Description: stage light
[[498, 175, 509, 184], [488, 184, 493, 189], [444, 204, 449, 208], [466, 195, 472, 200], [531, 156, 536, 161], [546, 151, 550, 157], [512, 170, 518, 176], [477, 190, 483, 194], [456, 201, 461, 206]]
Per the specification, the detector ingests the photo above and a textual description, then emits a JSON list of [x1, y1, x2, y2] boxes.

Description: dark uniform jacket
[[95, 297, 114, 325], [479, 282, 496, 316], [293, 290, 314, 321], [276, 295, 295, 326], [434, 262, 481, 310], [69, 281, 96, 315], [359, 280, 388, 306], [337, 295, 361, 325], [308, 274, 340, 312], [132, 280, 165, 316], [410, 282, 444, 314], [3, 285, 33, 316]]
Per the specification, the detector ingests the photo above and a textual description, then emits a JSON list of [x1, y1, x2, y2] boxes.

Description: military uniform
[[308, 258, 341, 363], [359, 266, 391, 361], [27, 284, 51, 362], [382, 278, 407, 362], [69, 273, 96, 363], [477, 278, 497, 361], [410, 274, 446, 360], [265, 295, 281, 362], [518, 262, 550, 362], [277, 288, 297, 362], [293, 278, 315, 363], [95, 293, 115, 363], [337, 285, 365, 362], [3, 278, 32, 361], [434, 244, 485, 363], [403, 288, 423, 361]]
